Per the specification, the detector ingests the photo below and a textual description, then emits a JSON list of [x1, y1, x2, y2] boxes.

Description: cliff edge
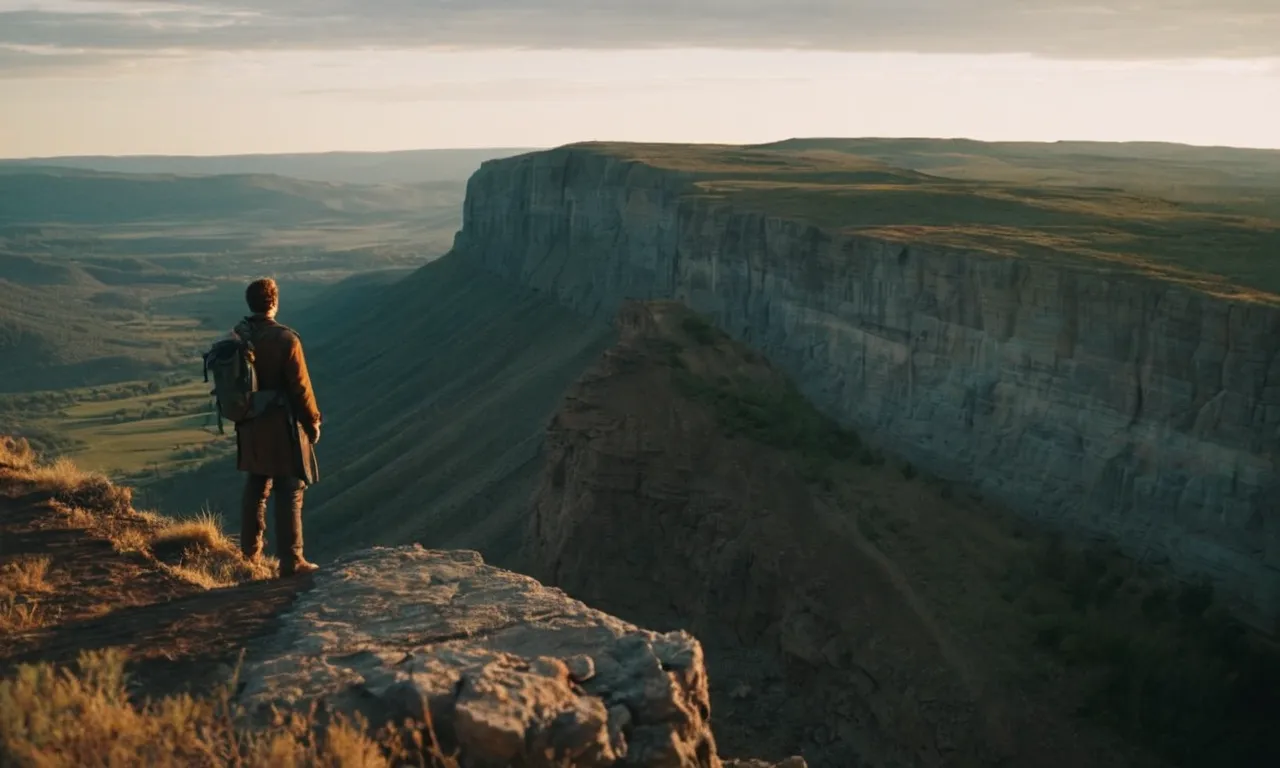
[[456, 142, 1280, 629], [238, 545, 722, 767], [0, 437, 788, 767]]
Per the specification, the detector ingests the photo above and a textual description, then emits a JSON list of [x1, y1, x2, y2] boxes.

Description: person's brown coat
[[233, 315, 321, 484]]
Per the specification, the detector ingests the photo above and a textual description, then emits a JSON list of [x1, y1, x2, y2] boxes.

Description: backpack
[[202, 326, 259, 434]]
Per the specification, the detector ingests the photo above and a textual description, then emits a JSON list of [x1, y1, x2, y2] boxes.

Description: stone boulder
[[236, 546, 724, 767]]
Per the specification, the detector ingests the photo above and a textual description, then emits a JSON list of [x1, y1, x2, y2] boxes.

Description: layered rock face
[[236, 546, 734, 767], [455, 147, 1280, 627]]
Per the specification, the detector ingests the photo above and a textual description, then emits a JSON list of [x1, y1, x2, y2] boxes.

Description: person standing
[[231, 277, 322, 577]]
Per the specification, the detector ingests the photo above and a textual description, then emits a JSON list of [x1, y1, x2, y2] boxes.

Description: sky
[[1, 0, 1278, 157]]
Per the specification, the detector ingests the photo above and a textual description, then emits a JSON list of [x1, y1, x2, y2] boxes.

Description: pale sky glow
[[1, 1, 1279, 156]]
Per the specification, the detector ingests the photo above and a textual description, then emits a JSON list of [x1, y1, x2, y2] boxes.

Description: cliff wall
[[454, 146, 1280, 627]]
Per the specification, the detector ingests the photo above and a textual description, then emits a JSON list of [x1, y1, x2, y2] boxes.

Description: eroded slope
[[527, 300, 1279, 768]]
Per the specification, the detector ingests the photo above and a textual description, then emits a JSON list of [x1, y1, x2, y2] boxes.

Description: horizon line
[[5, 135, 1280, 162]]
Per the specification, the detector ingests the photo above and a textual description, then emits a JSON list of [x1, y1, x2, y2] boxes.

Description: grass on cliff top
[[572, 141, 1280, 303], [654, 306, 1280, 768], [0, 649, 462, 768]]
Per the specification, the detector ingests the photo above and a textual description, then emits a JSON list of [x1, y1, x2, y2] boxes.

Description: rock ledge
[[237, 546, 735, 767]]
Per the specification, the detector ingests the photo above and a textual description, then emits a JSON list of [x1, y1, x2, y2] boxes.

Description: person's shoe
[[280, 559, 320, 578]]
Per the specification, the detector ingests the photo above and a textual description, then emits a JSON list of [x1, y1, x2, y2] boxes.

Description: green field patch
[[6, 378, 229, 479]]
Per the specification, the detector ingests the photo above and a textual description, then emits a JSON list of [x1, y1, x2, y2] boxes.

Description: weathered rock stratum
[[454, 144, 1280, 628], [237, 545, 753, 768]]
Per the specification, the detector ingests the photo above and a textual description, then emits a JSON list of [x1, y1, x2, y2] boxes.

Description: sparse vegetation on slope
[[667, 314, 862, 485], [1, 649, 378, 768], [0, 436, 271, 600], [0, 648, 468, 768]]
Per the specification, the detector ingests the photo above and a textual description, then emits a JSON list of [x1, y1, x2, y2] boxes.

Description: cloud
[[2, 0, 1278, 75]]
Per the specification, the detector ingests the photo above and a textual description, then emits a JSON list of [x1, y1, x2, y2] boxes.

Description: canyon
[[7, 139, 1280, 767], [454, 143, 1280, 629]]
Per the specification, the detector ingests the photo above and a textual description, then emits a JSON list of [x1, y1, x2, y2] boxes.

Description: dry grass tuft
[[0, 436, 129, 515], [55, 474, 133, 516], [60, 505, 97, 528], [150, 510, 277, 588], [150, 511, 227, 559], [0, 650, 461, 768], [0, 555, 54, 596], [0, 436, 37, 471], [0, 596, 49, 633], [0, 556, 56, 633], [109, 526, 151, 554], [0, 649, 388, 767]]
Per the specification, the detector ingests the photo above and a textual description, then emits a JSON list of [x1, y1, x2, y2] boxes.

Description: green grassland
[[576, 140, 1280, 302], [0, 377, 233, 481]]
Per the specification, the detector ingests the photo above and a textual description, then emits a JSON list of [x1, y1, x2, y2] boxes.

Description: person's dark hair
[[246, 278, 279, 315]]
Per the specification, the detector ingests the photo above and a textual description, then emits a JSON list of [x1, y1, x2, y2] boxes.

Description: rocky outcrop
[[236, 546, 733, 768], [455, 145, 1280, 628]]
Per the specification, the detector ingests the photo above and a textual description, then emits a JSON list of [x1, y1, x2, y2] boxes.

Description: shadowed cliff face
[[524, 301, 1173, 768], [456, 145, 1280, 629]]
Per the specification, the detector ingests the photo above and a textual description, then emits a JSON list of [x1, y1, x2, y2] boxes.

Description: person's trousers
[[240, 474, 306, 570]]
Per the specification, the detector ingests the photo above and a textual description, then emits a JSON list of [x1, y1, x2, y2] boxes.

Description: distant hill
[[0, 166, 447, 225], [0, 279, 183, 393], [0, 254, 94, 287], [0, 148, 538, 186], [751, 137, 1280, 215]]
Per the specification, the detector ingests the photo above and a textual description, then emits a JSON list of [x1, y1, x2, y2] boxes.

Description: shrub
[[149, 510, 275, 587]]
